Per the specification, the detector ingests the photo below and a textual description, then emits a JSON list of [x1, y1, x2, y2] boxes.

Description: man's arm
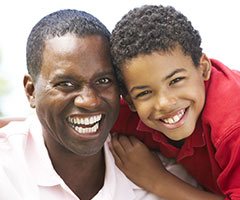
[[0, 117, 25, 128]]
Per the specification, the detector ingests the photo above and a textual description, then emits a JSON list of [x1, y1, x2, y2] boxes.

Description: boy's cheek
[[123, 95, 137, 112]]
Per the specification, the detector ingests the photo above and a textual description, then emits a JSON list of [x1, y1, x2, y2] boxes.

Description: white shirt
[[0, 116, 198, 200]]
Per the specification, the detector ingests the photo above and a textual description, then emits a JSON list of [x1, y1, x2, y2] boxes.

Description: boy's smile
[[122, 46, 211, 141]]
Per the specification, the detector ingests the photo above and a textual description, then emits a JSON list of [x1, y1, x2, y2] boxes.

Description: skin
[[24, 34, 120, 200], [110, 47, 224, 199]]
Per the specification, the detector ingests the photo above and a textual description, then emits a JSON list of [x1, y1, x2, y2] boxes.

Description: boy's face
[[25, 34, 120, 156], [122, 47, 211, 141]]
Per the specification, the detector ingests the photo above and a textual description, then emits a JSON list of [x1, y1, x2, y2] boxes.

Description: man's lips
[[67, 114, 102, 134]]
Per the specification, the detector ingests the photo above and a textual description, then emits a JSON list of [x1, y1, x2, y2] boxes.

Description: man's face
[[123, 47, 211, 141], [25, 34, 119, 156]]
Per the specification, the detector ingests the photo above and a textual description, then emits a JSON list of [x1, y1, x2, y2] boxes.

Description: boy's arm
[[110, 134, 224, 200]]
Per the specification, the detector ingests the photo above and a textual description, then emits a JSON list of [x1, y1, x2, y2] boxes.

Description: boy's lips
[[156, 108, 188, 129], [160, 109, 185, 124]]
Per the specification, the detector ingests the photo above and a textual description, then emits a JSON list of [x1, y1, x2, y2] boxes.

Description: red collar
[[136, 119, 206, 161]]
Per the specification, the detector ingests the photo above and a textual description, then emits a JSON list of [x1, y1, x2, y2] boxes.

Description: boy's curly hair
[[110, 5, 202, 95]]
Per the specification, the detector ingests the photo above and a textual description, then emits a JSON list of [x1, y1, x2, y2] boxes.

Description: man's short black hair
[[27, 9, 110, 81]]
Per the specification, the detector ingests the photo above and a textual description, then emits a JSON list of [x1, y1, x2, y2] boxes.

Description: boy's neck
[[168, 139, 185, 148]]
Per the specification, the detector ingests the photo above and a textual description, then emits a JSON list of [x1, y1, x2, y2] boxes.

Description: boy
[[110, 4, 240, 200]]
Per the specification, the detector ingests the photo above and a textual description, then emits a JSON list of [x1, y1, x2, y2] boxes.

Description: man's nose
[[74, 87, 101, 110]]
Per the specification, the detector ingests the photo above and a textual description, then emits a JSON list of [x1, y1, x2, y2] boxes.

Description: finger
[[128, 136, 145, 147], [111, 134, 127, 158], [118, 135, 133, 150], [108, 141, 123, 167]]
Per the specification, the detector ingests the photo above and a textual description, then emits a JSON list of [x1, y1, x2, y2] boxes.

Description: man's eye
[[96, 78, 111, 85], [57, 81, 75, 88], [135, 90, 152, 98], [170, 77, 185, 85]]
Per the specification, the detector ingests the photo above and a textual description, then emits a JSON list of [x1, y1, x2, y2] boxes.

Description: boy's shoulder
[[112, 98, 141, 134], [202, 59, 240, 146]]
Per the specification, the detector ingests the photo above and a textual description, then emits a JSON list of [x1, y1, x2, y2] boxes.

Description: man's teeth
[[67, 114, 102, 134], [161, 110, 184, 124], [68, 114, 101, 125], [74, 123, 99, 134]]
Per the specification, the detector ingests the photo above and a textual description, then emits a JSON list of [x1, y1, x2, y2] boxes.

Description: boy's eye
[[96, 77, 112, 85], [135, 90, 152, 99], [169, 77, 185, 85]]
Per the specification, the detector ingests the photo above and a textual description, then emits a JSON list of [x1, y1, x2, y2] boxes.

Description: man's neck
[[44, 135, 106, 200]]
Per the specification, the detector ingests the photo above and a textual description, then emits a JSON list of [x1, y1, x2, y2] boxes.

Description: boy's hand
[[109, 134, 166, 191]]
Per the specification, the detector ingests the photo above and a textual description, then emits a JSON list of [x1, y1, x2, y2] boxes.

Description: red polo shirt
[[112, 59, 240, 199]]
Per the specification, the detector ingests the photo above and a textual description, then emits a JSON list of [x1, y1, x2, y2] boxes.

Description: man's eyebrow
[[95, 69, 115, 77], [52, 74, 76, 81], [52, 69, 114, 81], [164, 68, 186, 80], [53, 74, 79, 81]]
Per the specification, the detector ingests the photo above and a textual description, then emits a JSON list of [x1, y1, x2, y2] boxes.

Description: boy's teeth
[[162, 110, 184, 124]]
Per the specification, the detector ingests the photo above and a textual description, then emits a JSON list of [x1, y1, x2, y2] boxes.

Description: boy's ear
[[199, 54, 211, 80], [23, 74, 36, 108], [123, 94, 137, 112]]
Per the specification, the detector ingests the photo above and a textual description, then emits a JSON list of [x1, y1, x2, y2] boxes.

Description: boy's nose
[[74, 87, 101, 110], [154, 93, 176, 111]]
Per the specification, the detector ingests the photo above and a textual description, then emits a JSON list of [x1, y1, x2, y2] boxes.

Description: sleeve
[[215, 129, 240, 200]]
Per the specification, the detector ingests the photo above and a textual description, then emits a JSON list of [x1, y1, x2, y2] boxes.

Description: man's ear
[[23, 74, 36, 108], [123, 94, 136, 112], [199, 54, 211, 80]]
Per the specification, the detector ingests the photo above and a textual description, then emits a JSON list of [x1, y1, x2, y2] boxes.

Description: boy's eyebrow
[[129, 68, 186, 94], [165, 68, 186, 80], [130, 85, 148, 93]]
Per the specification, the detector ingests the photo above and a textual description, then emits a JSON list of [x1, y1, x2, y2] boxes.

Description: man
[[0, 9, 198, 200]]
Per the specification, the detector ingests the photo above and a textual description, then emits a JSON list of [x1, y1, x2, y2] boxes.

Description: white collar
[[26, 115, 138, 200]]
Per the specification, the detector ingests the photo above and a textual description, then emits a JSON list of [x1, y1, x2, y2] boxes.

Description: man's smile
[[67, 114, 102, 134]]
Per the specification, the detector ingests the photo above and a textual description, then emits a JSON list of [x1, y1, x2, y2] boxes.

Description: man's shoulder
[[103, 137, 161, 200]]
